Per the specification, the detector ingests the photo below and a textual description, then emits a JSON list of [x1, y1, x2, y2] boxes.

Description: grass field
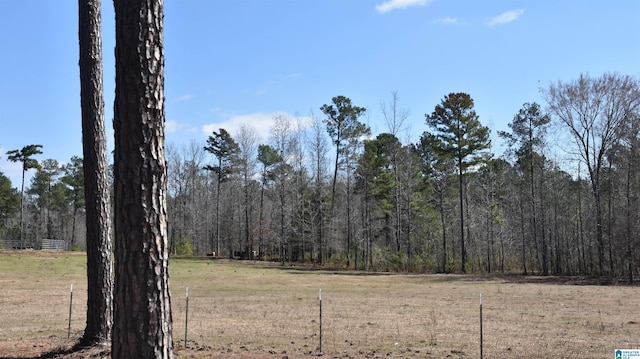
[[0, 250, 639, 358]]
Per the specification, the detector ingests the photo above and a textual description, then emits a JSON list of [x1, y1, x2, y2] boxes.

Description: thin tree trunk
[[552, 177, 562, 274], [346, 167, 352, 267], [458, 162, 466, 272], [593, 184, 604, 275], [259, 179, 265, 259], [78, 0, 113, 345], [316, 147, 324, 264], [368, 188, 374, 270], [19, 168, 25, 249], [539, 171, 549, 276], [244, 173, 251, 260], [487, 176, 494, 273], [280, 182, 286, 265], [577, 173, 586, 275], [391, 153, 400, 255], [331, 141, 340, 209], [317, 194, 323, 264], [625, 157, 634, 283], [529, 155, 541, 276], [439, 189, 447, 273], [215, 159, 222, 256], [71, 206, 77, 248], [607, 164, 614, 274]]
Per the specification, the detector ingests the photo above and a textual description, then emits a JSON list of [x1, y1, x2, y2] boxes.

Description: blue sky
[[1, 0, 639, 188]]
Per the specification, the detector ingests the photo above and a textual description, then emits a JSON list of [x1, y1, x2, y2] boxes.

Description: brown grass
[[0, 250, 639, 358]]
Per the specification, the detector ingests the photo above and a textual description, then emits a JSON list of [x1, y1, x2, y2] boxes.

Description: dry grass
[[1, 250, 639, 358]]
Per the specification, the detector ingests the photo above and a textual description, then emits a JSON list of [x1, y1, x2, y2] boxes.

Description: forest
[[1, 72, 639, 280]]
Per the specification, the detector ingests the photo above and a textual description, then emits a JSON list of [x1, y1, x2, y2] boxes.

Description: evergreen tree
[[321, 96, 368, 207], [425, 93, 490, 272], [6, 144, 43, 248], [29, 159, 62, 239], [321, 96, 369, 266], [417, 132, 456, 273], [61, 156, 85, 249], [499, 102, 551, 275], [0, 172, 19, 226], [257, 144, 281, 259], [204, 128, 239, 256]]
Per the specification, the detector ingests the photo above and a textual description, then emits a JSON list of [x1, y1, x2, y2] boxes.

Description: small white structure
[[40, 239, 68, 251]]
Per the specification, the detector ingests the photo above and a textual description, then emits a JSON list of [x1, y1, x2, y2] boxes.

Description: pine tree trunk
[[215, 159, 222, 256], [458, 161, 466, 272], [112, 0, 173, 357], [439, 190, 447, 273], [78, 0, 113, 345]]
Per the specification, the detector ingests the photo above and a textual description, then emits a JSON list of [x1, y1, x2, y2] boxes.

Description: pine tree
[[425, 93, 490, 272]]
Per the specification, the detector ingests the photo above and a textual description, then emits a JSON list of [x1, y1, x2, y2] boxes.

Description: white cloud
[[166, 120, 179, 133], [285, 72, 301, 79], [486, 9, 524, 26], [175, 93, 193, 102], [255, 82, 273, 97], [433, 16, 457, 25], [202, 112, 285, 141], [203, 112, 278, 138], [375, 0, 432, 14], [166, 120, 198, 134], [202, 112, 312, 141]]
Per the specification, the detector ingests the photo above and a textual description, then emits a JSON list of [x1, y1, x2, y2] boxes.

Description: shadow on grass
[[271, 265, 634, 286], [487, 273, 628, 286], [172, 256, 635, 286], [0, 340, 110, 359]]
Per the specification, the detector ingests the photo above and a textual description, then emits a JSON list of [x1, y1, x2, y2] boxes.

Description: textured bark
[[112, 0, 173, 357], [78, 0, 113, 345]]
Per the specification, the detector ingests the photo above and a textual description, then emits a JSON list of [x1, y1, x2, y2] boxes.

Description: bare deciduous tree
[[544, 73, 640, 275], [306, 113, 330, 264], [235, 125, 259, 260], [381, 91, 410, 257]]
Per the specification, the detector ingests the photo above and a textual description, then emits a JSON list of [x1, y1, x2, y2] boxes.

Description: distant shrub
[[391, 251, 408, 271], [464, 262, 472, 274], [446, 257, 457, 273], [69, 244, 80, 252], [408, 254, 435, 273], [176, 237, 194, 256], [327, 252, 349, 269]]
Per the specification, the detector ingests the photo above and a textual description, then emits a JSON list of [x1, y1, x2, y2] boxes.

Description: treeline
[[0, 152, 85, 250], [1, 73, 639, 279]]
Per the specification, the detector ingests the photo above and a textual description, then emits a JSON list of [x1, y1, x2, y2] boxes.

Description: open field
[[0, 250, 639, 358]]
